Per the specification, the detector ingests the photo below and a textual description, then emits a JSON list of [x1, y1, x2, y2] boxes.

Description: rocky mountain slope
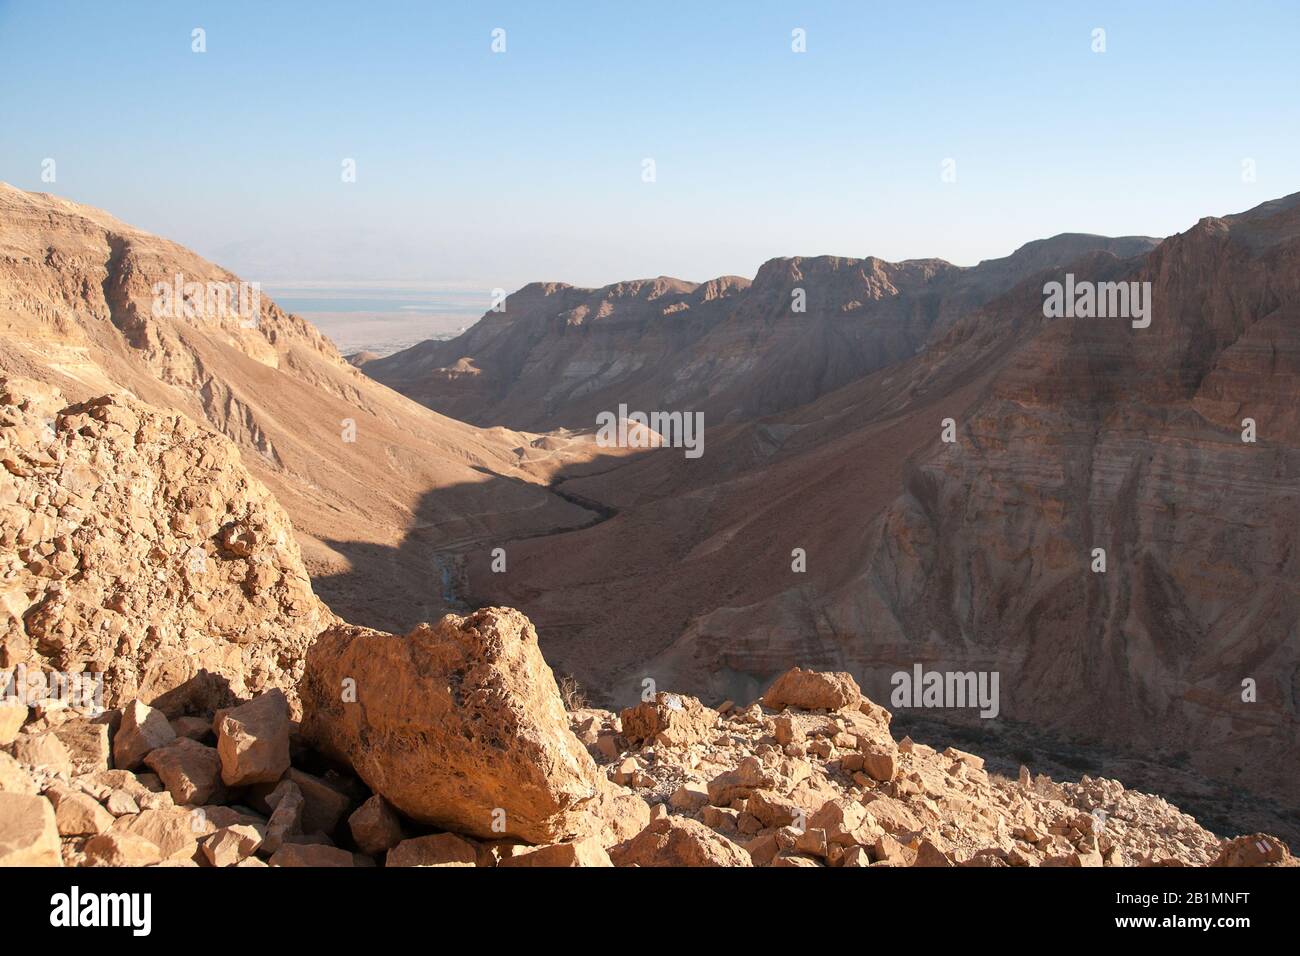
[[364, 235, 1157, 429], [0, 184, 604, 630]]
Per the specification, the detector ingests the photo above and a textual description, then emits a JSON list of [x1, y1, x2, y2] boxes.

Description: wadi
[[0, 182, 1297, 869]]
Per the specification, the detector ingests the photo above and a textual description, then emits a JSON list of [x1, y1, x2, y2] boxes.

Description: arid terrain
[[0, 184, 1296, 866]]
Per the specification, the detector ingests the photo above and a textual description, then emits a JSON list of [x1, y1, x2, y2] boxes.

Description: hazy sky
[[1, 1, 1297, 289]]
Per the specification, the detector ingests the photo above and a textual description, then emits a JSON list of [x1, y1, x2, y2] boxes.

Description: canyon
[[1, 183, 1297, 862]]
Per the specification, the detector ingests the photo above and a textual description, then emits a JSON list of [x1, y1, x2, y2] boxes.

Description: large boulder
[[762, 667, 861, 711], [299, 607, 601, 843]]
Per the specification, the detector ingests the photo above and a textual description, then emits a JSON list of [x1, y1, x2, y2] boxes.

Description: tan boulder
[[0, 699, 27, 745], [773, 714, 799, 745], [0, 792, 61, 866], [871, 833, 917, 865], [113, 700, 176, 770], [299, 608, 600, 843], [11, 731, 73, 775], [1213, 834, 1293, 867], [214, 689, 291, 786], [386, 832, 479, 867], [762, 668, 861, 711], [348, 795, 404, 856], [0, 752, 36, 794], [498, 838, 611, 867], [794, 827, 829, 858], [620, 693, 718, 748], [707, 756, 777, 806], [49, 786, 115, 836], [261, 780, 305, 854], [83, 831, 163, 867], [170, 716, 213, 741], [143, 737, 223, 805], [861, 794, 923, 834], [669, 784, 709, 812], [0, 384, 335, 718], [201, 824, 263, 867], [571, 778, 652, 848], [268, 843, 354, 867], [943, 747, 985, 771], [914, 838, 955, 867], [859, 747, 898, 783], [609, 816, 752, 867], [746, 789, 801, 829], [771, 852, 821, 867], [51, 721, 111, 774], [113, 806, 205, 860], [284, 768, 352, 834], [809, 797, 872, 846], [105, 790, 140, 817]]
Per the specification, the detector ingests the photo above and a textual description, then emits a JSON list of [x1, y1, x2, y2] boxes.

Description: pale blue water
[[264, 284, 489, 356]]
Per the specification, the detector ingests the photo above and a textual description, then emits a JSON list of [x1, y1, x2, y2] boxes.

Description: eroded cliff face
[[365, 236, 1157, 430], [838, 202, 1300, 802]]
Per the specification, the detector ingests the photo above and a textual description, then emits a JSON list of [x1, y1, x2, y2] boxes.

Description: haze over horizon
[[2, 0, 1298, 290]]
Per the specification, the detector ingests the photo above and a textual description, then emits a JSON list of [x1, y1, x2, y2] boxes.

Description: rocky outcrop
[[0, 377, 334, 714], [299, 607, 602, 843]]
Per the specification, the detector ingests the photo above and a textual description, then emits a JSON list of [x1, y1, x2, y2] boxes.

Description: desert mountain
[[364, 234, 1157, 429], [0, 184, 603, 630]]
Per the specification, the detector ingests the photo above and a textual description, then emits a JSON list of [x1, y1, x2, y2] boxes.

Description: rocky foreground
[[0, 604, 1293, 868], [0, 376, 1293, 867]]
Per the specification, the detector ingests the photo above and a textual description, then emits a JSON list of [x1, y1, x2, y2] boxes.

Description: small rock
[[498, 838, 611, 867], [113, 700, 177, 771], [83, 831, 163, 867], [49, 787, 115, 836], [214, 690, 291, 786], [202, 824, 263, 867], [143, 737, 223, 805], [268, 843, 354, 867], [348, 794, 404, 856], [0, 792, 61, 865], [0, 699, 28, 745], [387, 832, 479, 867]]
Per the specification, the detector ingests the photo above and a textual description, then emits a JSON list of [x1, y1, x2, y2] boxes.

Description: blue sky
[[1, 1, 1297, 288]]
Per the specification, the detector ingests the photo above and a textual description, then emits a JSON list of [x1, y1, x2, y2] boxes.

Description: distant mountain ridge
[[362, 232, 1160, 429]]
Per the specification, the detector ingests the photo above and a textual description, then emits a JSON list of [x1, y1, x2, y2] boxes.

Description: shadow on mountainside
[[310, 461, 624, 636]]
